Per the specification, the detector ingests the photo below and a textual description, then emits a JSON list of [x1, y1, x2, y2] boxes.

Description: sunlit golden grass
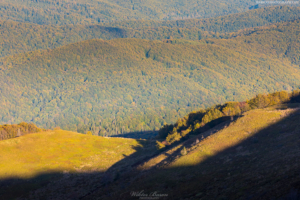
[[138, 108, 287, 171], [170, 109, 284, 168], [71, 105, 300, 200], [0, 130, 144, 179]]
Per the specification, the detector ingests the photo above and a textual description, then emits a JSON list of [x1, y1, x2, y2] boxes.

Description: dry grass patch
[[170, 109, 283, 168], [0, 130, 145, 179]]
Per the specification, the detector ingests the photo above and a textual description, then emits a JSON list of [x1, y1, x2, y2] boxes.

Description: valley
[[0, 2, 300, 199]]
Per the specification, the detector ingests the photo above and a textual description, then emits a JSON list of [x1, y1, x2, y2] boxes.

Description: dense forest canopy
[[0, 19, 300, 136], [0, 0, 271, 24], [103, 6, 300, 30], [0, 2, 299, 138], [213, 19, 300, 65], [0, 6, 299, 58]]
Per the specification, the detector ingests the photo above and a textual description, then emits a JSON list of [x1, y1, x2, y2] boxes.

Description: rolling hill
[[0, 0, 278, 25], [211, 19, 300, 65], [0, 6, 300, 58], [1, 95, 299, 199], [1, 1, 300, 199], [104, 5, 300, 31], [0, 129, 156, 199], [0, 19, 300, 136], [85, 104, 300, 200]]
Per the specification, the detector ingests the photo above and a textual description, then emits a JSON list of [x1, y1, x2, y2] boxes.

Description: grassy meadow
[[0, 129, 158, 199], [0, 130, 150, 179]]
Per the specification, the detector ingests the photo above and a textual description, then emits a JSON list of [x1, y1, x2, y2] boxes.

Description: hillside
[[0, 0, 279, 25], [3, 102, 299, 199], [155, 89, 300, 146], [213, 19, 300, 65], [1, 1, 300, 199], [0, 129, 156, 199], [1, 6, 300, 58], [105, 6, 300, 31], [83, 104, 300, 200], [1, 19, 300, 136]]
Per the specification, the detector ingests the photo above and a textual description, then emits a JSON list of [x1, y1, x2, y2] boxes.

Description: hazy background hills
[[0, 0, 276, 24], [1, 6, 300, 58]]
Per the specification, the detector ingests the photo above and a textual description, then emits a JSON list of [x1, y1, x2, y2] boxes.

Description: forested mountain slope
[[213, 19, 300, 65], [0, 19, 300, 136], [105, 6, 300, 31], [1, 6, 300, 58], [0, 0, 277, 24]]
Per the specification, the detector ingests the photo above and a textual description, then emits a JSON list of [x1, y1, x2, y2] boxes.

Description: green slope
[[0, 20, 300, 135], [1, 6, 300, 58]]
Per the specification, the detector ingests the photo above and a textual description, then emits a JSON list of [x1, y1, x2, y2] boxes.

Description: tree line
[[156, 90, 300, 149], [0, 122, 44, 140]]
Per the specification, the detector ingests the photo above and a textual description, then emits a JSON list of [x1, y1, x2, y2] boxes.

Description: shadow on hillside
[[151, 116, 239, 170], [0, 137, 155, 200], [83, 105, 300, 200], [1, 106, 300, 199]]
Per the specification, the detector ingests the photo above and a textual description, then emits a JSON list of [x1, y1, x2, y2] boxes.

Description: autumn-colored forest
[[1, 2, 300, 200], [157, 90, 300, 148], [0, 6, 300, 58], [0, 17, 299, 136], [0, 0, 271, 24], [0, 4, 299, 137]]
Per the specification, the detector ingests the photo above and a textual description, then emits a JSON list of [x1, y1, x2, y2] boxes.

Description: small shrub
[[166, 131, 181, 144], [86, 131, 93, 135], [181, 146, 187, 156], [156, 141, 166, 150]]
